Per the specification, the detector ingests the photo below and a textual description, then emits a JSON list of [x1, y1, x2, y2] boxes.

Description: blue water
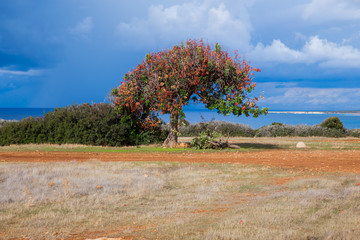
[[0, 108, 54, 121], [1, 107, 359, 129], [161, 107, 360, 129], [177, 110, 360, 129]]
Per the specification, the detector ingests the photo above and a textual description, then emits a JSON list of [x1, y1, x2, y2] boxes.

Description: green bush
[[348, 129, 360, 138], [190, 131, 221, 149], [320, 117, 345, 131], [179, 119, 356, 138], [189, 121, 227, 149], [255, 124, 347, 138], [255, 124, 296, 137], [180, 121, 255, 137], [0, 103, 167, 146]]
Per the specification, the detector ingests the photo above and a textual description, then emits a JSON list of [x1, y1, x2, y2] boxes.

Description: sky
[[0, 0, 360, 110]]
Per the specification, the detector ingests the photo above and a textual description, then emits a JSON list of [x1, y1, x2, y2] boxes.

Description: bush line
[[179, 120, 360, 138], [0, 103, 167, 146], [1, 110, 359, 147]]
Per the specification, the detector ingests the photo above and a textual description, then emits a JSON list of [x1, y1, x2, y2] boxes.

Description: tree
[[111, 39, 268, 148], [320, 117, 345, 131]]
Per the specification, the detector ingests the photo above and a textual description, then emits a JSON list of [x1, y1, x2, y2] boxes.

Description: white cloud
[[252, 40, 304, 63], [115, 1, 360, 69], [342, 31, 360, 45], [251, 36, 360, 68], [70, 17, 93, 36], [116, 2, 252, 50], [262, 86, 360, 106], [303, 36, 360, 67], [303, 0, 360, 21], [0, 68, 43, 76]]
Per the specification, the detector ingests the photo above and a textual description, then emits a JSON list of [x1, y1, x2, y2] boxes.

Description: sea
[[0, 107, 359, 130]]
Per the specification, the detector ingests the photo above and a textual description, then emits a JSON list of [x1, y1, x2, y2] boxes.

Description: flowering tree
[[112, 39, 267, 148]]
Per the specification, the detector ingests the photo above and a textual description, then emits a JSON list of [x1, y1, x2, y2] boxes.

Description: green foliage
[[255, 124, 347, 138], [320, 117, 345, 131], [180, 119, 356, 138], [191, 132, 216, 149], [255, 124, 295, 137], [348, 129, 360, 138], [180, 121, 255, 137], [0, 103, 167, 146], [190, 121, 227, 149]]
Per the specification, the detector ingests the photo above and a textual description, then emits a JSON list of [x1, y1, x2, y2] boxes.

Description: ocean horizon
[[1, 107, 359, 130]]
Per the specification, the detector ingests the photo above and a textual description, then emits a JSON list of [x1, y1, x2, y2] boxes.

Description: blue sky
[[1, 0, 360, 110]]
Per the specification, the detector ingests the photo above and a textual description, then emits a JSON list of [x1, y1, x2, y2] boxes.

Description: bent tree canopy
[[112, 39, 268, 148]]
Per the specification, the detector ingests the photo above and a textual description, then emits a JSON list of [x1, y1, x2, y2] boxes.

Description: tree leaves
[[112, 39, 268, 127]]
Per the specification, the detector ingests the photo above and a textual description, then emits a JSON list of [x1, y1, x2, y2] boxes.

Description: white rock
[[296, 141, 306, 148]]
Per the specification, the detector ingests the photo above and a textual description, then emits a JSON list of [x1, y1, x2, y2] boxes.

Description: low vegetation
[[1, 161, 360, 239], [254, 124, 348, 138], [0, 111, 358, 149], [180, 121, 255, 138], [320, 116, 346, 131], [0, 136, 359, 152], [0, 103, 167, 147], [179, 117, 358, 140], [348, 129, 360, 138]]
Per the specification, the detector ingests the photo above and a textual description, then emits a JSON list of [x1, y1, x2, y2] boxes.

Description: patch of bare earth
[[1, 149, 359, 173]]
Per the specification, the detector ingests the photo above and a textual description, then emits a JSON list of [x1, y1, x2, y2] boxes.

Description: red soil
[[1, 149, 359, 174]]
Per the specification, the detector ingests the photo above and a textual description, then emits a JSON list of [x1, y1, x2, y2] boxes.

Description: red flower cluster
[[111, 39, 267, 143]]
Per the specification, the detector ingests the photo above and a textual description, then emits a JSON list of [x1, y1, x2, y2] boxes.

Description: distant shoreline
[[269, 111, 360, 115], [1, 109, 359, 129], [0, 119, 18, 122]]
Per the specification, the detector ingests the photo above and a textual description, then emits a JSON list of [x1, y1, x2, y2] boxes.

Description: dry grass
[[1, 161, 360, 239], [181, 136, 360, 151], [1, 137, 359, 153]]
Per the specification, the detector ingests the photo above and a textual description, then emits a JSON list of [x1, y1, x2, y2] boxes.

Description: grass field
[[1, 137, 360, 239], [0, 137, 359, 153], [1, 162, 360, 239]]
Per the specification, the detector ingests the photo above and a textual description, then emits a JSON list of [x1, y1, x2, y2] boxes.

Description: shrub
[[189, 121, 227, 149], [348, 129, 360, 138], [180, 120, 354, 138], [0, 103, 167, 146], [294, 125, 347, 138], [190, 131, 220, 149], [320, 117, 345, 131], [255, 124, 348, 138], [255, 124, 296, 137], [210, 121, 256, 137], [180, 121, 255, 137]]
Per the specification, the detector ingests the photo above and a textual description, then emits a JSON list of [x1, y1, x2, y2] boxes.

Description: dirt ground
[[1, 149, 360, 174]]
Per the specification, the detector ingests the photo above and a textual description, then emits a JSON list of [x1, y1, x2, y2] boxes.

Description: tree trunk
[[163, 112, 179, 148]]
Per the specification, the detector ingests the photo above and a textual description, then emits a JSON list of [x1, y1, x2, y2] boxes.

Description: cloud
[[303, 36, 360, 67], [70, 17, 93, 36], [303, 0, 360, 21], [116, 2, 252, 50], [117, 2, 360, 69], [252, 40, 304, 63], [262, 85, 360, 107], [251, 36, 360, 68], [0, 68, 43, 76], [115, 1, 360, 70]]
